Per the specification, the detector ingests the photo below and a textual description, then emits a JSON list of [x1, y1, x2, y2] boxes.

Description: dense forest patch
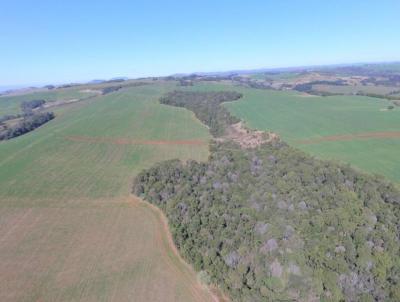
[[133, 89, 400, 301], [20, 99, 46, 113], [134, 140, 400, 301], [101, 85, 122, 95]]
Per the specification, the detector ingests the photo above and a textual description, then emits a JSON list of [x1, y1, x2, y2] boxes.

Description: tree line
[[0, 99, 54, 141], [0, 111, 55, 140]]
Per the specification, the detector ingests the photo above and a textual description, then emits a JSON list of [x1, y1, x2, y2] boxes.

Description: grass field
[[0, 83, 215, 301], [223, 87, 400, 181], [0, 88, 96, 116]]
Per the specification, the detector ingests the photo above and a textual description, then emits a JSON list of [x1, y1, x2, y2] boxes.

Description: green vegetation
[[0, 98, 55, 141], [135, 140, 400, 301], [249, 72, 302, 81], [134, 89, 400, 301], [0, 84, 210, 201], [160, 90, 242, 136], [0, 111, 55, 140], [294, 80, 346, 95], [224, 87, 400, 181], [0, 88, 95, 115], [2, 77, 400, 301], [312, 84, 400, 96], [101, 85, 122, 94], [0, 83, 216, 302], [20, 99, 46, 112]]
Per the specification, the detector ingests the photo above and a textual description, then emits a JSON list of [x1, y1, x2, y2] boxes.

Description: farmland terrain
[[135, 89, 400, 301], [225, 88, 400, 182], [0, 88, 96, 116], [2, 62, 400, 301], [0, 83, 216, 301], [167, 80, 400, 182]]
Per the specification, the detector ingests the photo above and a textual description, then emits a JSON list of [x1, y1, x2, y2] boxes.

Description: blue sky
[[1, 0, 400, 86]]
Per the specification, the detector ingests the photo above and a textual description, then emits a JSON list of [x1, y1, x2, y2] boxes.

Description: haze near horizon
[[1, 0, 400, 86]]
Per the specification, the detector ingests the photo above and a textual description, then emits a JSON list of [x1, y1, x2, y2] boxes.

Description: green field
[[223, 87, 400, 181], [2, 79, 399, 300], [0, 88, 96, 115], [0, 84, 210, 201], [0, 83, 215, 301]]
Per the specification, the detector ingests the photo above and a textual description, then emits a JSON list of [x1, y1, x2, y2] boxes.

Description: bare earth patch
[[297, 131, 400, 144], [217, 122, 279, 149], [79, 89, 102, 94], [42, 99, 81, 109], [66, 135, 208, 146], [295, 93, 319, 98]]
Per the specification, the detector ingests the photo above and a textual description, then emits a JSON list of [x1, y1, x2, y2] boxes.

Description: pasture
[[0, 83, 214, 301]]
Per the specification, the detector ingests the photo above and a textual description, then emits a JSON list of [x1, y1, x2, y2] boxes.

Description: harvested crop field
[[0, 83, 215, 301]]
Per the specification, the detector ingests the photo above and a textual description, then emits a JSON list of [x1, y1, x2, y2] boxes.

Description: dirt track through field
[[66, 135, 207, 146], [296, 131, 400, 144]]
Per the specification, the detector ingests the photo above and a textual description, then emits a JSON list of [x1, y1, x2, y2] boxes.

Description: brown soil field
[[296, 131, 400, 144], [66, 135, 208, 146], [0, 196, 217, 302]]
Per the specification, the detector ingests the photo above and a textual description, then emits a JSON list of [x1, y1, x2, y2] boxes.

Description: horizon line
[[1, 59, 400, 92]]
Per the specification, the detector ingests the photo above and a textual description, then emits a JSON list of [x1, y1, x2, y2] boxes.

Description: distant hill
[[87, 79, 106, 84], [0, 85, 32, 94], [109, 76, 129, 81], [172, 61, 400, 78]]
